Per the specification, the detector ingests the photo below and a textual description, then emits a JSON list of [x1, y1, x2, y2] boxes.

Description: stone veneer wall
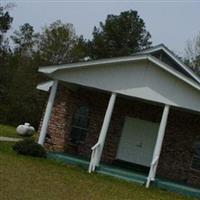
[[41, 83, 200, 187]]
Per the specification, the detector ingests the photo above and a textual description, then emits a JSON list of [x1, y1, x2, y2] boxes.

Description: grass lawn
[[0, 142, 197, 200], [0, 124, 19, 138], [0, 125, 197, 200]]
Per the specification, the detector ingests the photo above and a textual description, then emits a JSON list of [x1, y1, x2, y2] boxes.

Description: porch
[[37, 46, 200, 191], [48, 152, 200, 198], [38, 83, 200, 188]]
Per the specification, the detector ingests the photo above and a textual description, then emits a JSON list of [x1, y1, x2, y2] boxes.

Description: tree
[[0, 4, 13, 102], [89, 10, 151, 59], [2, 20, 89, 127], [38, 20, 78, 65], [71, 35, 91, 62], [11, 23, 38, 56], [0, 9, 152, 127], [0, 3, 13, 51], [3, 22, 47, 127], [185, 33, 200, 75]]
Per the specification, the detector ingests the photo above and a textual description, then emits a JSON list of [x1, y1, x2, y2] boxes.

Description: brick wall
[[42, 83, 200, 187], [157, 109, 200, 186]]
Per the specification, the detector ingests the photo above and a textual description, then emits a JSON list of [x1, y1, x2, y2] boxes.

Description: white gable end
[[51, 60, 200, 112]]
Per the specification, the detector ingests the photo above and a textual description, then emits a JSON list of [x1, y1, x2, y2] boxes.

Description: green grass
[[0, 141, 197, 200], [0, 124, 19, 138]]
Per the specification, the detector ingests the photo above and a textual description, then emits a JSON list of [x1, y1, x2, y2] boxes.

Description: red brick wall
[[157, 109, 200, 186], [42, 83, 200, 187], [44, 85, 74, 151]]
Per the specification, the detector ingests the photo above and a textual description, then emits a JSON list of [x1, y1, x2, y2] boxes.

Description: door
[[116, 117, 159, 167]]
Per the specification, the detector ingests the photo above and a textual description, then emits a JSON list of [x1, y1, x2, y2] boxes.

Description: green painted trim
[[154, 178, 200, 198], [47, 152, 89, 169], [97, 165, 146, 185], [98, 171, 144, 185]]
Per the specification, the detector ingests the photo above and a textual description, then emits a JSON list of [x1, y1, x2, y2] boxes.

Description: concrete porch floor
[[48, 152, 200, 198]]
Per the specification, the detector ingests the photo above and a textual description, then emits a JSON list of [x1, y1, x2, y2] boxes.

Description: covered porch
[[37, 46, 200, 194], [38, 80, 170, 185], [86, 91, 169, 189], [37, 81, 200, 189]]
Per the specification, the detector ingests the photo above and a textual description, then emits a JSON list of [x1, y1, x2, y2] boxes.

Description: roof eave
[[148, 55, 200, 91], [37, 52, 200, 92], [141, 44, 200, 84], [38, 55, 148, 74]]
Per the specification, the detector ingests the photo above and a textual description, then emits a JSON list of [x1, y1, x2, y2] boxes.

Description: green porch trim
[[97, 164, 146, 185], [47, 152, 89, 169], [48, 152, 200, 198], [153, 179, 200, 198]]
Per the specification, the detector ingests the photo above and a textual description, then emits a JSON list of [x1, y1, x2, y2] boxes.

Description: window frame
[[70, 105, 89, 145]]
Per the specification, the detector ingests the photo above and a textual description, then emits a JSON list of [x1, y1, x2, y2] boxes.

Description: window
[[191, 139, 200, 171], [70, 105, 89, 144]]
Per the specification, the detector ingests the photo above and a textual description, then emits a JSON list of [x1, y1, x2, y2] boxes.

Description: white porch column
[[146, 104, 170, 188], [38, 80, 58, 145], [96, 92, 117, 166]]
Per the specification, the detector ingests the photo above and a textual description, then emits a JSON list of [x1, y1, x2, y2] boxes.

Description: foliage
[[185, 33, 200, 74], [0, 23, 47, 127], [0, 3, 13, 49], [0, 19, 89, 127], [89, 10, 152, 59], [1, 57, 47, 127], [0, 8, 152, 128], [72, 35, 91, 62], [0, 4, 14, 116], [11, 23, 38, 56], [37, 20, 78, 65], [13, 138, 46, 158]]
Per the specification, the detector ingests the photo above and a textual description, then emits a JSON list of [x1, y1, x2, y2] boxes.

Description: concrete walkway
[[0, 136, 22, 142]]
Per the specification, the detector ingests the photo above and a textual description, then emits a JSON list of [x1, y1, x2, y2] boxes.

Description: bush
[[13, 139, 47, 158]]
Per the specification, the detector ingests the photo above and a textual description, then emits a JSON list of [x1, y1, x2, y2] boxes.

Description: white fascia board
[[38, 55, 148, 74], [38, 53, 200, 92], [143, 44, 200, 84], [160, 46, 200, 84], [36, 81, 54, 92], [148, 56, 200, 91]]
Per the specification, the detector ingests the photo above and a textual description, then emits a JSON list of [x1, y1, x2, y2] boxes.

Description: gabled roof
[[38, 44, 200, 91], [136, 44, 200, 84]]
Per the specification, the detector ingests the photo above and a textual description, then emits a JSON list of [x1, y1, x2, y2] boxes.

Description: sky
[[4, 1, 200, 56]]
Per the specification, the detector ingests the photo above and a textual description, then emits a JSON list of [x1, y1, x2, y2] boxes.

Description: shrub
[[13, 139, 47, 158]]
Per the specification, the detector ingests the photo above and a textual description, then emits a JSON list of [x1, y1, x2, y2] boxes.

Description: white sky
[[4, 1, 200, 56]]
